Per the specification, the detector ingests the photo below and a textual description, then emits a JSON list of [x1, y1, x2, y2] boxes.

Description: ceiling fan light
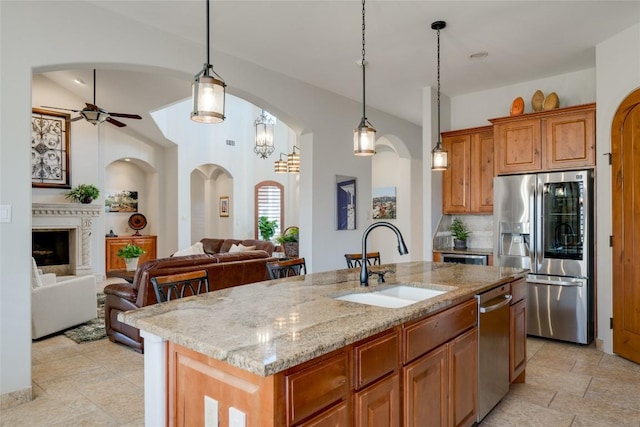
[[191, 75, 226, 124], [353, 122, 376, 156], [81, 109, 110, 125]]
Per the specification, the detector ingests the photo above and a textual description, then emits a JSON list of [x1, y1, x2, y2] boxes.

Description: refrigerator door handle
[[527, 277, 584, 287]]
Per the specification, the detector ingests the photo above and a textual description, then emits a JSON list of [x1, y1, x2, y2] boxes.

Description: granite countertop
[[433, 247, 494, 256], [119, 261, 525, 377]]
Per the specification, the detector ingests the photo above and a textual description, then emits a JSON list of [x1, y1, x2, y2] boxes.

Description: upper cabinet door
[[543, 108, 595, 170], [442, 134, 471, 214], [493, 118, 541, 174], [471, 131, 494, 213]]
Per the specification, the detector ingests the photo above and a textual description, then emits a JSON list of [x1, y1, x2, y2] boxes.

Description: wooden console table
[[105, 235, 156, 273]]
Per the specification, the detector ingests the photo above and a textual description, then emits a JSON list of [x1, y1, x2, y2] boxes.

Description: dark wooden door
[[612, 88, 640, 364]]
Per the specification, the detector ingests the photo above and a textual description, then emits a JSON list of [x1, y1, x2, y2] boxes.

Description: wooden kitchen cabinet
[[491, 103, 595, 175], [509, 278, 527, 383], [105, 235, 156, 273], [355, 373, 400, 427], [442, 126, 494, 214]]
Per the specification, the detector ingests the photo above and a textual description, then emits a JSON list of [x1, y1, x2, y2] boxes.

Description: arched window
[[255, 180, 284, 240]]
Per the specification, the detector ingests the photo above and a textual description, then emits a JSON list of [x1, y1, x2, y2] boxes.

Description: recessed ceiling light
[[73, 78, 86, 85], [470, 51, 488, 59]]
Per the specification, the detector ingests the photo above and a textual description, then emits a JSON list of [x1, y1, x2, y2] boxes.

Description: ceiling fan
[[42, 69, 142, 128]]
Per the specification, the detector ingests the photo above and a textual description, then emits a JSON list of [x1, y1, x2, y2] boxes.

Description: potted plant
[[449, 218, 471, 249], [65, 184, 100, 204], [276, 226, 299, 257], [258, 216, 278, 241], [116, 243, 146, 271]]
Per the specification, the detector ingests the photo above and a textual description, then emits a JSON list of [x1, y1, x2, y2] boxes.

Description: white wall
[[104, 161, 148, 236], [595, 23, 640, 354]]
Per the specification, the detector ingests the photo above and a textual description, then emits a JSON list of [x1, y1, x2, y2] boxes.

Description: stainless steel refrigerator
[[493, 170, 594, 344]]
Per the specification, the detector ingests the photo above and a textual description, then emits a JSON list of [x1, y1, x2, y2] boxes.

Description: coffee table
[[106, 269, 136, 283]]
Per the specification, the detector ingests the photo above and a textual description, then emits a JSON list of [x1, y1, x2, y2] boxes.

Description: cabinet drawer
[[403, 299, 477, 364], [286, 351, 349, 425], [354, 329, 399, 390], [510, 278, 526, 304]]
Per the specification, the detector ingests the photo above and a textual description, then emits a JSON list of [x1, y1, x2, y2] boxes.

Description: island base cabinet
[[168, 343, 277, 427], [298, 401, 350, 427], [403, 327, 478, 427], [355, 374, 400, 427]]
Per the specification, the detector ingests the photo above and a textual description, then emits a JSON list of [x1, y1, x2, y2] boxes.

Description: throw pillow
[[31, 258, 44, 288], [229, 243, 257, 253], [173, 241, 205, 257]]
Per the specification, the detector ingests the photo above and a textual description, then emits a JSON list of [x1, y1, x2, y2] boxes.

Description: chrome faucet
[[360, 221, 409, 286]]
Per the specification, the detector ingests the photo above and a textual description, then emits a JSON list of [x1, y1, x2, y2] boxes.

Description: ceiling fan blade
[[41, 106, 81, 113], [70, 116, 84, 122], [109, 112, 142, 120], [106, 117, 126, 127]]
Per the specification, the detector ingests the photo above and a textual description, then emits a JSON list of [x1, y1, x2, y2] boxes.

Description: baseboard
[[1, 386, 32, 410]]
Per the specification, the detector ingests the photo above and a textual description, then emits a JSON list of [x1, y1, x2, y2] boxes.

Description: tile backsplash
[[434, 214, 494, 250]]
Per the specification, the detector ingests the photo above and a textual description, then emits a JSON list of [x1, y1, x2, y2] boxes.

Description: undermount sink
[[334, 285, 447, 308]]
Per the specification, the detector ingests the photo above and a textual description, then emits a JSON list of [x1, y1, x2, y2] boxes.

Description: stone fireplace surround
[[32, 203, 101, 276]]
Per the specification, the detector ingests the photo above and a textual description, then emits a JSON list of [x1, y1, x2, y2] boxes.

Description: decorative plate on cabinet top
[[531, 90, 544, 112], [128, 213, 147, 236], [543, 92, 560, 110], [510, 97, 524, 116]]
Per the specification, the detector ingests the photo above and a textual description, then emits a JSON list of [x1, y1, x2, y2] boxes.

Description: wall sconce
[[274, 153, 288, 174], [287, 146, 300, 174]]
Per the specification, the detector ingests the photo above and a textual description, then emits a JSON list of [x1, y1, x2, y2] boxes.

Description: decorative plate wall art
[[31, 108, 71, 188]]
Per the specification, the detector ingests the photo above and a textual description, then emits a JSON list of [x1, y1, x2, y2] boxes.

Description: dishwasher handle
[[479, 294, 512, 313]]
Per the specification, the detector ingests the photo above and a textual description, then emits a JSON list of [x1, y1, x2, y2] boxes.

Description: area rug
[[64, 292, 106, 343]]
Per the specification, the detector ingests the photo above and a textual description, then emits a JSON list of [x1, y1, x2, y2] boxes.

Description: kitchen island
[[120, 261, 526, 426]]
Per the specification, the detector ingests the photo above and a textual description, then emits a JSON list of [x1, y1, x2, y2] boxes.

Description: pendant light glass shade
[[431, 145, 448, 171], [287, 146, 300, 173], [274, 153, 288, 173], [354, 0, 376, 156], [81, 109, 110, 125], [354, 120, 376, 155], [431, 20, 448, 171], [190, 0, 226, 124], [254, 110, 275, 158]]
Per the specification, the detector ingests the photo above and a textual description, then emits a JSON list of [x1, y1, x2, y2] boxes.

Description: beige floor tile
[[507, 382, 557, 408], [32, 354, 102, 383], [0, 394, 106, 427], [527, 350, 577, 372], [599, 353, 640, 375], [550, 392, 640, 426], [526, 337, 545, 360], [584, 377, 640, 411], [525, 363, 593, 397], [481, 394, 574, 426]]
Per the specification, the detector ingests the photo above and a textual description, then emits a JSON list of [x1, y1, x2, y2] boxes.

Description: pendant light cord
[[361, 0, 367, 122], [436, 26, 441, 144], [206, 0, 210, 67]]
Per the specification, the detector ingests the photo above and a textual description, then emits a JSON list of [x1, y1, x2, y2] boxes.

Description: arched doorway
[[611, 87, 640, 364], [190, 164, 233, 243]]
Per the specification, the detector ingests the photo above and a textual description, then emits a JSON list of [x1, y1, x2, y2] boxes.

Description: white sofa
[[31, 258, 97, 339]]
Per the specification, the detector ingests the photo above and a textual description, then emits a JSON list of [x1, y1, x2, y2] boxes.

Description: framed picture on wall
[[31, 108, 71, 188], [104, 190, 138, 213], [336, 176, 356, 230], [372, 186, 397, 219], [220, 196, 229, 217]]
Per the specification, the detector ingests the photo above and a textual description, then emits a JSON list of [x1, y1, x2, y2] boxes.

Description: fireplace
[[32, 230, 70, 267], [32, 203, 101, 276]]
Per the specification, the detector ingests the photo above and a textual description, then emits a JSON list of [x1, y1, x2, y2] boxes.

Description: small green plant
[[65, 184, 100, 203], [116, 243, 146, 260], [275, 226, 299, 244], [258, 216, 278, 241], [449, 218, 471, 241]]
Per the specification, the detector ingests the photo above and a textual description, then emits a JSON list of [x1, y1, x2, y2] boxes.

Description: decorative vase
[[453, 239, 467, 250], [283, 242, 299, 258], [80, 196, 93, 204], [125, 257, 139, 272]]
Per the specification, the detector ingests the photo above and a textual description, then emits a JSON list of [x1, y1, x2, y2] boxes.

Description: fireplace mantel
[[32, 203, 102, 276]]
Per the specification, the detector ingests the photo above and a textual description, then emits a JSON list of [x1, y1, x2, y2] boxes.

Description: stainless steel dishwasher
[[476, 283, 512, 422]]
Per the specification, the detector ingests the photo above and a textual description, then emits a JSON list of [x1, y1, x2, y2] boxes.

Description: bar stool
[[344, 252, 381, 268], [151, 269, 210, 303], [266, 258, 307, 279]]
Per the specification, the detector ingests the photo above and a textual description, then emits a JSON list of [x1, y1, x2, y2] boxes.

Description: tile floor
[[2, 332, 639, 426]]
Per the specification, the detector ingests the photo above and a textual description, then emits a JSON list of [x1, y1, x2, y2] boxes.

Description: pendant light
[[431, 20, 448, 171], [191, 0, 226, 124], [254, 110, 275, 158], [353, 0, 376, 156]]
